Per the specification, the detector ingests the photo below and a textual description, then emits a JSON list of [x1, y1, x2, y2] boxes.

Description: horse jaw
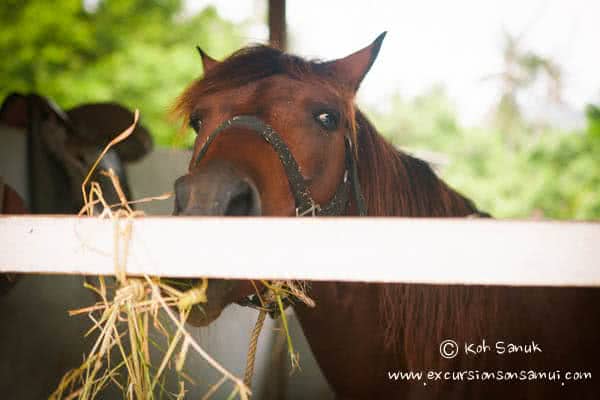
[[185, 278, 253, 327]]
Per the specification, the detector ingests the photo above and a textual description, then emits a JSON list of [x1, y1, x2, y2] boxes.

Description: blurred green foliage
[[368, 88, 600, 219], [0, 0, 244, 145], [587, 104, 600, 139]]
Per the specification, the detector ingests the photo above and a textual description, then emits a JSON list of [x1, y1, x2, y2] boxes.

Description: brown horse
[[173, 34, 600, 399], [0, 93, 153, 214], [0, 181, 27, 296]]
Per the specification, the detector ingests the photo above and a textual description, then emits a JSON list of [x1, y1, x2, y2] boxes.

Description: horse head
[[172, 33, 386, 326]]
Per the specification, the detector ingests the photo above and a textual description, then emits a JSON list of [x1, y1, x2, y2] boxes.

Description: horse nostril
[[173, 162, 261, 216], [173, 176, 190, 215], [225, 182, 261, 216]]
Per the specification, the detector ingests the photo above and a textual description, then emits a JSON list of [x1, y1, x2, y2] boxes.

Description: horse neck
[[294, 112, 487, 377]]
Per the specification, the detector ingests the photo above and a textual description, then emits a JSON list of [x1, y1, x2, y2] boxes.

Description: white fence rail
[[1, 216, 599, 287]]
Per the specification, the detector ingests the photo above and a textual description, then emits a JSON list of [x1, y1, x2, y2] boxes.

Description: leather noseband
[[193, 115, 367, 217]]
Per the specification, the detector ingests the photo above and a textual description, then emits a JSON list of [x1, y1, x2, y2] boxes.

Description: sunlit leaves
[[0, 0, 244, 146]]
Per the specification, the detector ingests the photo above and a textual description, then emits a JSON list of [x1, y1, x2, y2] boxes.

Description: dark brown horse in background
[[173, 34, 600, 399], [0, 94, 157, 397], [0, 94, 153, 297]]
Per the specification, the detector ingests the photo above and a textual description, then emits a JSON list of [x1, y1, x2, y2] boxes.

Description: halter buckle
[[296, 200, 321, 217]]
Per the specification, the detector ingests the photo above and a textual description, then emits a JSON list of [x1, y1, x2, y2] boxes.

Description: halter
[[193, 115, 367, 217], [193, 115, 367, 316]]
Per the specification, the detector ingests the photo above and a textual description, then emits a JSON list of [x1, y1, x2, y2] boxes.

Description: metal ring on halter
[[236, 292, 293, 319]]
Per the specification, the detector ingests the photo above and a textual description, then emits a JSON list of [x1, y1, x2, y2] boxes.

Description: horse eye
[[314, 111, 339, 131], [189, 116, 203, 133]]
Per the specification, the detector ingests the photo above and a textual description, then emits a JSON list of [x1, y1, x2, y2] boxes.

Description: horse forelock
[[172, 45, 355, 126]]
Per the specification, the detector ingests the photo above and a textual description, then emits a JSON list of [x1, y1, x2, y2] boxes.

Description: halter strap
[[193, 115, 367, 216]]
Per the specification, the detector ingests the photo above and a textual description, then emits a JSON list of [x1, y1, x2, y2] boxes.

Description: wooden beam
[[1, 216, 600, 287], [268, 0, 287, 50]]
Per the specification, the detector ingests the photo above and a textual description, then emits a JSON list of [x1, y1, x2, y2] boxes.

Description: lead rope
[[243, 309, 268, 388], [243, 285, 278, 389]]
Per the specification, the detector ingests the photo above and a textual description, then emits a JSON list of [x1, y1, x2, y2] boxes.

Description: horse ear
[[196, 46, 219, 73], [326, 32, 387, 92]]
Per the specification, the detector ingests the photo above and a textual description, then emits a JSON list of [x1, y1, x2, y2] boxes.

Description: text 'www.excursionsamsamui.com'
[[387, 370, 592, 386]]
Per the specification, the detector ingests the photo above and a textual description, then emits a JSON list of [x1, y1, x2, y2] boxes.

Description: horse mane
[[354, 109, 480, 217], [352, 109, 494, 367]]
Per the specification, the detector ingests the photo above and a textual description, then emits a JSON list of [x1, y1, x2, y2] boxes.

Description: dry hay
[[50, 110, 314, 400]]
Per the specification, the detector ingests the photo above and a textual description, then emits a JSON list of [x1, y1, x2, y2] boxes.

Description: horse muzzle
[[173, 160, 261, 217]]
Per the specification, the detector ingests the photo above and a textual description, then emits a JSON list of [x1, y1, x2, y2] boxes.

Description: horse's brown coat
[[0, 182, 26, 296], [174, 36, 600, 399]]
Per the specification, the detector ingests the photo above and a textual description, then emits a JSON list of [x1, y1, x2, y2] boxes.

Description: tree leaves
[[369, 90, 600, 219], [0, 0, 244, 146]]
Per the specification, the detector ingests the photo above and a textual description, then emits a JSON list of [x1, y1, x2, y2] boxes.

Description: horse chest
[[293, 282, 407, 398]]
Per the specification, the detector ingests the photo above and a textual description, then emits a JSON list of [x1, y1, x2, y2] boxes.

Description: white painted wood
[[1, 216, 599, 287]]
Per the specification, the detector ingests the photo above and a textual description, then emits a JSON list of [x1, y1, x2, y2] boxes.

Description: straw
[[52, 110, 316, 399], [52, 111, 249, 400]]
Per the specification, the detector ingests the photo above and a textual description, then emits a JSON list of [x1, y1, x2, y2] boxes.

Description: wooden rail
[[1, 216, 599, 286]]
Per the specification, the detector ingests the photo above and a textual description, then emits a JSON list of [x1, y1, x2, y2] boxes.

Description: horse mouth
[[186, 303, 225, 327]]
